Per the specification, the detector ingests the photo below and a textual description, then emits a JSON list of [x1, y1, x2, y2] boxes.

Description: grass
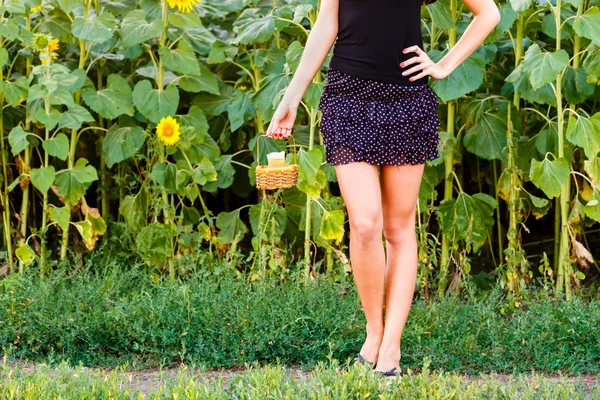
[[1, 359, 598, 399], [0, 262, 599, 374]]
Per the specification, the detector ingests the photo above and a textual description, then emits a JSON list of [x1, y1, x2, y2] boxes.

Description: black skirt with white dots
[[318, 68, 441, 166]]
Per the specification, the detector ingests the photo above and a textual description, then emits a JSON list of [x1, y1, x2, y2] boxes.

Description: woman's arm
[[266, 0, 339, 139], [402, 0, 501, 82]]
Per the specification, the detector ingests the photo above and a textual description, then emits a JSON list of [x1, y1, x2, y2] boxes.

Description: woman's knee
[[383, 223, 416, 247], [349, 214, 383, 244]]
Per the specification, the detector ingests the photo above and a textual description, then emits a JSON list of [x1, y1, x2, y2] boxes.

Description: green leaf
[[120, 9, 163, 48], [584, 188, 600, 221], [584, 157, 600, 187], [71, 12, 115, 44], [253, 72, 290, 122], [319, 210, 345, 243], [521, 44, 569, 90], [216, 209, 247, 244], [49, 206, 70, 231], [0, 19, 20, 41], [463, 111, 507, 161], [285, 41, 304, 74], [566, 112, 600, 159], [133, 80, 180, 124], [119, 193, 148, 229], [529, 157, 570, 199], [55, 159, 98, 204], [177, 106, 208, 137], [191, 158, 218, 185], [298, 148, 323, 184], [102, 125, 146, 168], [181, 205, 201, 226], [179, 63, 220, 95], [207, 40, 237, 64], [30, 166, 56, 194], [510, 0, 532, 12], [437, 192, 496, 252], [168, 12, 203, 29], [1, 77, 29, 106], [57, 0, 81, 14], [81, 74, 134, 119], [506, 63, 557, 106], [430, 50, 485, 102], [227, 89, 255, 131], [428, 0, 455, 29], [583, 48, 600, 84], [297, 169, 327, 199], [15, 244, 35, 266], [249, 199, 287, 242], [214, 155, 236, 189], [34, 107, 62, 130], [151, 162, 179, 194], [58, 104, 94, 130], [232, 8, 275, 45], [135, 223, 174, 265], [563, 68, 594, 105], [304, 82, 323, 110], [0, 48, 8, 68], [43, 133, 70, 161], [74, 220, 94, 247], [158, 40, 201, 76], [8, 127, 32, 155], [574, 7, 600, 47]]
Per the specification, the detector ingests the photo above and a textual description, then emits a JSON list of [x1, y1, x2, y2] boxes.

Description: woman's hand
[[266, 101, 297, 139], [399, 45, 452, 81]]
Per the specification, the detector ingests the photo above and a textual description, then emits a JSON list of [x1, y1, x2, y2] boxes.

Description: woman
[[266, 0, 500, 378]]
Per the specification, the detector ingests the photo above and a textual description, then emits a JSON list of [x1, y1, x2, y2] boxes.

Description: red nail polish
[[400, 63, 404, 67]]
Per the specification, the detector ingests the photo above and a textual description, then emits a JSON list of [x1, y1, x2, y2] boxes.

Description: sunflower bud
[[32, 34, 50, 51]]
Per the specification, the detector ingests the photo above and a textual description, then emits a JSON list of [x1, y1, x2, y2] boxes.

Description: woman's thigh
[[334, 162, 383, 234]]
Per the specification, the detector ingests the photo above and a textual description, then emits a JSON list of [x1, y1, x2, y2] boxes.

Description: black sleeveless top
[[329, 0, 429, 86]]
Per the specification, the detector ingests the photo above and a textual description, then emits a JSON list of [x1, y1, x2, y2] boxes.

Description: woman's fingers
[[267, 126, 292, 140], [409, 66, 434, 81], [402, 59, 433, 77], [399, 45, 434, 81]]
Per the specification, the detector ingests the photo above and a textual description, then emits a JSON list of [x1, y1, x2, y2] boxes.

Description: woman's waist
[[328, 53, 429, 86]]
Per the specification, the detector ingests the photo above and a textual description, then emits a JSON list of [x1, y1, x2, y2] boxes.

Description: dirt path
[[4, 361, 599, 396]]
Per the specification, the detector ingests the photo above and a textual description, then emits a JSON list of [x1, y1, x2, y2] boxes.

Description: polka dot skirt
[[318, 68, 441, 166]]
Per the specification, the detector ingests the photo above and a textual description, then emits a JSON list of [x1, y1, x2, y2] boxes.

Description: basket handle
[[256, 133, 298, 166]]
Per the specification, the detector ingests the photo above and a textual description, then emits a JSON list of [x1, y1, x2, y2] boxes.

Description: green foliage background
[[0, 0, 600, 300]]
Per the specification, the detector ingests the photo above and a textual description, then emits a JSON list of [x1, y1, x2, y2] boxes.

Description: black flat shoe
[[374, 367, 402, 378], [353, 353, 375, 368]]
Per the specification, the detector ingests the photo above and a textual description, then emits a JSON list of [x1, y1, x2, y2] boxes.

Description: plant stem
[[303, 109, 317, 282], [18, 16, 33, 274], [438, 0, 457, 297], [554, 0, 571, 300], [60, 0, 91, 261]]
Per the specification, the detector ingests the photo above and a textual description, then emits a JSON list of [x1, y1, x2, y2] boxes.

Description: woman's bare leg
[[335, 162, 386, 364], [374, 163, 425, 372]]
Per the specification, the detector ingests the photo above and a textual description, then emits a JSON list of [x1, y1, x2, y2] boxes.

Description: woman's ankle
[[366, 322, 384, 339]]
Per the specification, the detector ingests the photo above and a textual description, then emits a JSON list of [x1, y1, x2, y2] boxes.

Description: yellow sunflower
[[156, 116, 181, 146], [41, 38, 59, 65], [167, 0, 200, 13]]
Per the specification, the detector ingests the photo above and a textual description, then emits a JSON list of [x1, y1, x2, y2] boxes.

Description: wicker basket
[[255, 134, 298, 190]]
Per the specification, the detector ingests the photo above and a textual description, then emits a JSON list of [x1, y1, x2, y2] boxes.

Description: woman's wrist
[[437, 58, 456, 77]]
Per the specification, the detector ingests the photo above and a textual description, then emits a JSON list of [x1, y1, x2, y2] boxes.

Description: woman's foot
[[373, 344, 401, 373], [357, 324, 384, 365]]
